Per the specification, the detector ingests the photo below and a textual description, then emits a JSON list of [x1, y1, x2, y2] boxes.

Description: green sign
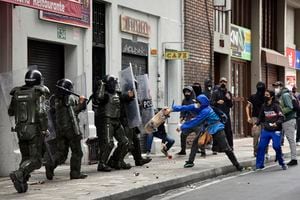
[[230, 24, 251, 61], [57, 25, 66, 40]]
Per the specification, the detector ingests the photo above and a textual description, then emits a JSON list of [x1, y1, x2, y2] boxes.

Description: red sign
[[0, 0, 82, 18], [40, 0, 90, 28], [286, 47, 296, 68]]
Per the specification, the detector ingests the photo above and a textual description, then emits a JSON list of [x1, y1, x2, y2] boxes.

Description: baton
[[55, 85, 88, 100]]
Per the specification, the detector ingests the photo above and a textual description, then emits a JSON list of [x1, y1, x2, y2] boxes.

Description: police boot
[[45, 165, 54, 180], [135, 158, 152, 166], [97, 162, 112, 172], [119, 161, 132, 170], [9, 171, 28, 193], [70, 172, 88, 179], [107, 159, 120, 170]]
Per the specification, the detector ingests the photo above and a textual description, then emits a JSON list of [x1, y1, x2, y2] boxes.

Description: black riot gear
[[104, 75, 118, 93], [57, 78, 74, 92], [25, 69, 42, 86]]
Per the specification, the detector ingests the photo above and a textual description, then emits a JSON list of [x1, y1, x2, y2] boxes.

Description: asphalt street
[[149, 159, 300, 200]]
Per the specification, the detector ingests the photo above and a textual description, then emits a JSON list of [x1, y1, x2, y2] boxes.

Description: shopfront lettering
[[0, 0, 81, 18], [121, 15, 150, 38]]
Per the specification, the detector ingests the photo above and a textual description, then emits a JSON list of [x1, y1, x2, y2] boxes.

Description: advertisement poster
[[230, 24, 251, 61], [286, 47, 296, 68], [40, 0, 90, 28]]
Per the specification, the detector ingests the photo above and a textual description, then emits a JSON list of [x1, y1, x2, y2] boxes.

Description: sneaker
[[200, 152, 206, 158], [177, 151, 186, 155], [287, 159, 298, 166], [255, 166, 265, 171], [161, 148, 169, 157], [146, 151, 151, 158], [184, 161, 194, 168], [281, 165, 288, 170], [70, 173, 88, 179], [135, 158, 152, 166]]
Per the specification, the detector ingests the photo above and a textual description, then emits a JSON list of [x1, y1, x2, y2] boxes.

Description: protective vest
[[104, 93, 121, 118], [11, 85, 48, 125]]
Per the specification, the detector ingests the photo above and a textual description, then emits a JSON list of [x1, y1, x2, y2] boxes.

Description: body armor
[[99, 92, 121, 118]]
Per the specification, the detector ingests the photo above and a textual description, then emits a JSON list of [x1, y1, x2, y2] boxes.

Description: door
[[28, 40, 64, 94], [231, 60, 251, 137]]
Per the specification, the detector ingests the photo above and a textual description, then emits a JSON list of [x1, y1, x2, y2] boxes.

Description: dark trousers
[[124, 126, 142, 161], [189, 130, 240, 168], [18, 135, 44, 180], [53, 131, 83, 177], [224, 115, 233, 149], [97, 118, 129, 165]]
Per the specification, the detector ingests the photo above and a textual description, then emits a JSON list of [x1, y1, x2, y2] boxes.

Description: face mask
[[208, 86, 212, 91], [274, 88, 281, 95], [184, 94, 191, 99]]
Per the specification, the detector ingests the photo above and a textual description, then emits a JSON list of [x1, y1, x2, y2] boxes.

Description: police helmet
[[57, 78, 74, 91], [25, 69, 42, 86], [103, 75, 118, 92]]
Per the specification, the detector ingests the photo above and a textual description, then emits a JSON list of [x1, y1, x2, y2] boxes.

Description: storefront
[[230, 24, 252, 137]]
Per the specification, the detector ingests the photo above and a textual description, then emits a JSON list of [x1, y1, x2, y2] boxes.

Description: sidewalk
[[0, 137, 298, 200]]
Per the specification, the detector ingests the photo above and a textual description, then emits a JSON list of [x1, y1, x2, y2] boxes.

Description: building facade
[[0, 0, 184, 175]]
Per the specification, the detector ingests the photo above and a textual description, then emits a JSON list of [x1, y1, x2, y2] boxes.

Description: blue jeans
[[146, 132, 175, 152], [256, 129, 285, 168]]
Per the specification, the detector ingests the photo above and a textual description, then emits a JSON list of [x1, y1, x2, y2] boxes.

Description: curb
[[95, 149, 300, 200]]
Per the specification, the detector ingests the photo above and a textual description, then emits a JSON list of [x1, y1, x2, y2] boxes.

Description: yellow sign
[[164, 51, 189, 60]]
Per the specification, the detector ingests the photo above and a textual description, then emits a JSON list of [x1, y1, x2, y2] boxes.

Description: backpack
[[291, 93, 300, 112], [211, 106, 228, 124]]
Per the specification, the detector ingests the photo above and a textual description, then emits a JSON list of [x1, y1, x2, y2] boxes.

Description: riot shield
[[119, 65, 142, 128], [136, 74, 154, 125], [0, 69, 28, 153], [73, 73, 89, 139]]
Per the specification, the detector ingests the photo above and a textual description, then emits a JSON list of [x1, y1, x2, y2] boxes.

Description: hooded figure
[[171, 95, 243, 171], [203, 79, 213, 99], [180, 86, 197, 121], [192, 82, 202, 97]]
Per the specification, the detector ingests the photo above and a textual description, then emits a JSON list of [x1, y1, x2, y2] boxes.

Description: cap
[[219, 77, 228, 83], [272, 81, 283, 87]]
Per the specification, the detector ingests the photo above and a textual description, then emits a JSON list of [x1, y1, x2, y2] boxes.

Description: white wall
[[286, 6, 295, 47], [0, 6, 92, 176]]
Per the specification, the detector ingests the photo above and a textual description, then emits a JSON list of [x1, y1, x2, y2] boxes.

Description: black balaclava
[[192, 83, 202, 96], [256, 81, 266, 103]]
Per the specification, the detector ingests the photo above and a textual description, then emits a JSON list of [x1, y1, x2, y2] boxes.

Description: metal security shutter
[[28, 40, 64, 94]]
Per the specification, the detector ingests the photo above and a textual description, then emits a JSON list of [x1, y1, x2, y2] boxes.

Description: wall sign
[[164, 51, 189, 60], [121, 15, 150, 38], [0, 0, 82, 18], [122, 38, 148, 56], [286, 47, 296, 68], [230, 24, 251, 61], [40, 0, 91, 28]]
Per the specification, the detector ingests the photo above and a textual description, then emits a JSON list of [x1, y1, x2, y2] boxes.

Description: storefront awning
[[0, 0, 82, 18], [262, 48, 289, 67]]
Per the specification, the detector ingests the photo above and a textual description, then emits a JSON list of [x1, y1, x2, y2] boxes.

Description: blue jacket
[[172, 94, 224, 135]]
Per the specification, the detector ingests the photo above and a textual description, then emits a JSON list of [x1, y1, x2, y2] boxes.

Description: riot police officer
[[45, 78, 87, 180], [8, 69, 49, 193], [93, 75, 131, 171]]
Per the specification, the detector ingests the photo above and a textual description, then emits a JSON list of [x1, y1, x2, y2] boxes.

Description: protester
[[211, 77, 234, 149], [254, 90, 287, 170], [170, 94, 243, 171], [273, 81, 298, 166], [246, 81, 269, 158]]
